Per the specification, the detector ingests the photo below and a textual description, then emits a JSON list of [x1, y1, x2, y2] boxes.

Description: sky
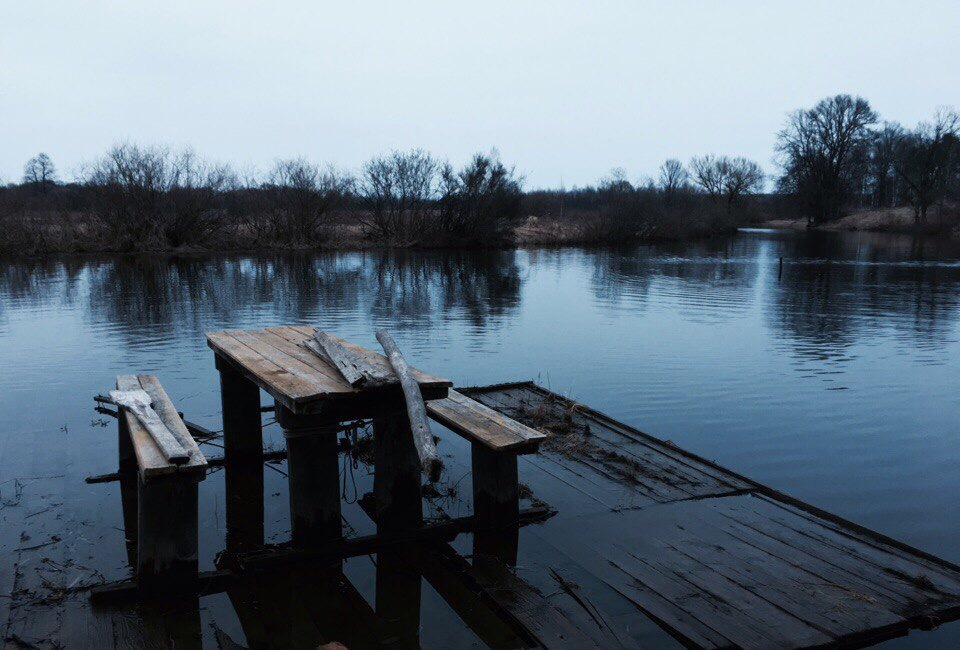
[[1, 0, 958, 188]]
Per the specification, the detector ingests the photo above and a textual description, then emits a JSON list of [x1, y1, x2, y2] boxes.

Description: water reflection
[[0, 250, 524, 342], [769, 231, 960, 363]]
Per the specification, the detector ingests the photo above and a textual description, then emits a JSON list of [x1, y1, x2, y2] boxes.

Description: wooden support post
[[373, 410, 423, 533], [117, 404, 135, 473], [216, 354, 262, 460], [119, 468, 139, 569], [471, 443, 519, 532], [225, 457, 265, 554], [275, 402, 342, 548], [136, 472, 200, 596]]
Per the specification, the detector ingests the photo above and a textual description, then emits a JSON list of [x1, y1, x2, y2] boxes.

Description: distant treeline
[[774, 96, 959, 226], [2, 94, 957, 254], [0, 146, 762, 254]]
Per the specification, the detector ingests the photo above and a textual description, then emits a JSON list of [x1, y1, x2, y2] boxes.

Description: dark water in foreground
[[1, 228, 958, 647]]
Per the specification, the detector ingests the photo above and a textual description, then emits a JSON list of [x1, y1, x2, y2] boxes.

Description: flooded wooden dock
[[3, 328, 960, 648]]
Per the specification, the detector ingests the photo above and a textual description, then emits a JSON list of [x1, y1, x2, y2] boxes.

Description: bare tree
[[690, 155, 764, 208], [359, 150, 440, 241], [437, 152, 523, 243], [894, 108, 960, 224], [658, 159, 689, 204], [264, 158, 350, 242], [867, 122, 904, 208], [775, 94, 878, 225], [23, 153, 58, 194], [84, 144, 176, 246], [164, 149, 237, 246]]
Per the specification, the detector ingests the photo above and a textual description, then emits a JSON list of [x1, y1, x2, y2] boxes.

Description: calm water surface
[[1, 228, 958, 647]]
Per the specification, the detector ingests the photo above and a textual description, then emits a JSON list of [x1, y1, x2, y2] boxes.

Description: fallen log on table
[[306, 329, 394, 388], [376, 329, 443, 481], [109, 389, 190, 464]]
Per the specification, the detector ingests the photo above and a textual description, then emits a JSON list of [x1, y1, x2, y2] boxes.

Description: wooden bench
[[426, 390, 545, 530], [114, 374, 207, 595]]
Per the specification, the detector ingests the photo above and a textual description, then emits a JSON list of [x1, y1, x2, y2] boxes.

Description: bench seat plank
[[117, 374, 207, 481], [426, 390, 546, 453]]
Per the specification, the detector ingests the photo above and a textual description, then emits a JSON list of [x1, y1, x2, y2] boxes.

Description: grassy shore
[[0, 205, 746, 256], [763, 205, 960, 237]]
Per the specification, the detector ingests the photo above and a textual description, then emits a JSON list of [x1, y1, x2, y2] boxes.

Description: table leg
[[373, 410, 423, 533], [276, 402, 342, 547], [216, 354, 262, 460]]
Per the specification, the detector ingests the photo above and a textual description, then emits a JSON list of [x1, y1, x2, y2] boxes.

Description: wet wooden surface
[[206, 326, 451, 413], [464, 381, 960, 649], [5, 380, 960, 648]]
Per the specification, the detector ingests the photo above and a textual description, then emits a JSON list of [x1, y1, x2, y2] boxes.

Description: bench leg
[[137, 473, 199, 596], [373, 412, 423, 533], [118, 406, 136, 473], [471, 444, 519, 531], [276, 403, 342, 548], [216, 355, 262, 460]]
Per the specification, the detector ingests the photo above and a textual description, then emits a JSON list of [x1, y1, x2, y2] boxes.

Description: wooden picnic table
[[206, 325, 453, 547]]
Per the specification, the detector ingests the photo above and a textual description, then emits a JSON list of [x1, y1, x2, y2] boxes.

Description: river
[[1, 228, 958, 647]]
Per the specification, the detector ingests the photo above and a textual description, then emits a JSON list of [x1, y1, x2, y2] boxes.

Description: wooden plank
[[376, 329, 443, 481], [226, 329, 346, 397], [206, 330, 318, 410], [110, 389, 189, 464], [309, 328, 395, 387], [259, 327, 354, 387], [285, 325, 450, 390], [426, 389, 546, 452], [114, 376, 207, 480]]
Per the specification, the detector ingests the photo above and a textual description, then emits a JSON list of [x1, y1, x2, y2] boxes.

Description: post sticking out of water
[[778, 256, 783, 281]]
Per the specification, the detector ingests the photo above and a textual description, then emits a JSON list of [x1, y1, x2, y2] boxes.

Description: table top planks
[[205, 326, 452, 413], [426, 390, 546, 453]]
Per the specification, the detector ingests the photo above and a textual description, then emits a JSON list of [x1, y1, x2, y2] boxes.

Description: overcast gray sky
[[2, 1, 958, 188]]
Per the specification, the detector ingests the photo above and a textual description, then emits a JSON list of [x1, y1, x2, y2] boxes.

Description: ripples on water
[[1, 228, 958, 646]]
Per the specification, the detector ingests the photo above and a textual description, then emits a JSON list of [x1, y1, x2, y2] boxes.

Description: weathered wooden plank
[[110, 389, 188, 464], [260, 327, 354, 387], [207, 331, 311, 411], [286, 325, 450, 390], [666, 516, 906, 642], [720, 497, 960, 603], [309, 328, 395, 387], [376, 329, 442, 481], [114, 376, 206, 480], [226, 329, 345, 397], [426, 389, 546, 452]]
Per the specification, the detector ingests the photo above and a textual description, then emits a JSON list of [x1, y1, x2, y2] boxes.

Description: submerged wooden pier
[[6, 325, 959, 648]]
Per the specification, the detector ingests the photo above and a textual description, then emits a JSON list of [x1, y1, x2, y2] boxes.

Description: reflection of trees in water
[[0, 250, 523, 341], [368, 250, 521, 328], [768, 231, 960, 361], [587, 238, 759, 323], [0, 257, 88, 314]]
